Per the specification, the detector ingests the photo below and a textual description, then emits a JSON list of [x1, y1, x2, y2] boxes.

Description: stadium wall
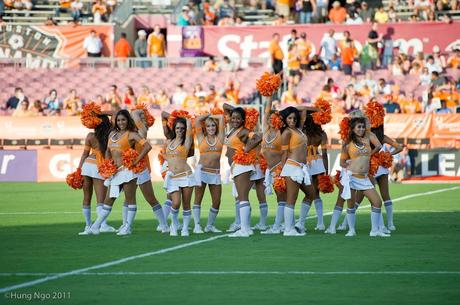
[[1, 148, 460, 182]]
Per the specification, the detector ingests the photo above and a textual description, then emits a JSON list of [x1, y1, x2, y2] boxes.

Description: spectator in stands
[[281, 83, 301, 104], [137, 86, 154, 106], [432, 45, 447, 70], [63, 89, 81, 116], [297, 0, 316, 23], [177, 6, 191, 26], [437, 0, 458, 11], [106, 0, 117, 17], [219, 56, 236, 72], [425, 55, 443, 73], [346, 11, 363, 24], [186, 0, 199, 25], [218, 0, 235, 20], [419, 67, 431, 85], [269, 33, 284, 74], [360, 42, 378, 73], [12, 100, 35, 117], [71, 0, 83, 22], [314, 0, 328, 22], [307, 54, 326, 71], [203, 56, 219, 72], [327, 77, 341, 97], [92, 0, 107, 23], [374, 6, 388, 23], [319, 29, 337, 64], [388, 5, 398, 22], [105, 84, 122, 106], [343, 84, 363, 113], [123, 86, 136, 108], [114, 33, 132, 66], [341, 39, 355, 75], [206, 85, 221, 107], [275, 0, 290, 18], [296, 32, 312, 74], [366, 22, 381, 68], [430, 71, 447, 89], [202, 1, 216, 25], [436, 100, 453, 113], [328, 53, 341, 70], [391, 57, 404, 76], [224, 80, 240, 104], [359, 71, 377, 95], [44, 89, 61, 111], [153, 89, 170, 108], [287, 44, 301, 85], [134, 30, 148, 68], [31, 100, 45, 116], [441, 13, 453, 23], [4, 87, 25, 110], [328, 1, 347, 24], [83, 30, 103, 57], [447, 48, 460, 69], [359, 1, 373, 22], [426, 9, 437, 21], [147, 25, 166, 66], [45, 17, 58, 26], [383, 97, 401, 113], [172, 83, 187, 106], [56, 0, 71, 17], [414, 0, 432, 19], [400, 92, 422, 113], [287, 29, 298, 47]]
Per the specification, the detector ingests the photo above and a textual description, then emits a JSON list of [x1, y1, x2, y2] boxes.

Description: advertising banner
[[0, 24, 114, 67], [181, 26, 204, 57], [0, 150, 37, 182]]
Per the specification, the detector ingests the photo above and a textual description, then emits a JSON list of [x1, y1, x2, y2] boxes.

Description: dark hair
[[370, 124, 384, 147], [172, 117, 187, 145], [303, 112, 323, 138], [95, 115, 112, 155], [114, 109, 137, 132], [111, 84, 118, 90], [121, 32, 127, 38], [231, 107, 246, 126], [279, 106, 300, 132], [348, 117, 366, 145]]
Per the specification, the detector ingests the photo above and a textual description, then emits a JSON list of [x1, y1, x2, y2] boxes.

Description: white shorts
[[349, 175, 374, 191], [307, 159, 326, 176], [136, 168, 151, 185], [231, 163, 255, 178], [200, 171, 221, 185], [104, 168, 137, 198], [280, 159, 311, 185], [374, 166, 389, 178], [250, 164, 265, 181], [163, 171, 200, 194], [81, 160, 104, 180]]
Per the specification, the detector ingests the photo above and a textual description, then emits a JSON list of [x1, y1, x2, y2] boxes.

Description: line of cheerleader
[[68, 73, 402, 238]]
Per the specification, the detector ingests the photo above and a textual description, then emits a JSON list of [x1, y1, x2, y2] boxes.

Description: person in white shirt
[[83, 30, 103, 57], [71, 0, 83, 22], [319, 29, 337, 63], [171, 84, 187, 106], [425, 55, 442, 74]]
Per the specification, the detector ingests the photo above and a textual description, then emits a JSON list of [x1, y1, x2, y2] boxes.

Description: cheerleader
[[77, 114, 115, 235], [336, 117, 389, 237], [279, 106, 316, 236], [192, 114, 225, 234], [260, 97, 286, 234], [90, 110, 152, 235], [250, 143, 269, 231], [223, 104, 262, 237], [163, 116, 198, 236], [296, 110, 329, 231], [120, 108, 169, 233]]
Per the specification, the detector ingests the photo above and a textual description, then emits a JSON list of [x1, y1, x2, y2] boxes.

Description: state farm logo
[[0, 25, 61, 68], [49, 154, 79, 179]]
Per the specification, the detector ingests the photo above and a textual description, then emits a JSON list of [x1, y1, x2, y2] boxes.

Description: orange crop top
[[225, 128, 253, 151], [261, 130, 282, 154], [342, 139, 371, 160], [282, 128, 307, 151], [108, 132, 132, 153], [199, 136, 223, 155], [84, 146, 104, 166], [165, 140, 188, 160]]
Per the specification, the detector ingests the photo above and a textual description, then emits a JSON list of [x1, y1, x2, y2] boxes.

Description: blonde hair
[[204, 117, 218, 135]]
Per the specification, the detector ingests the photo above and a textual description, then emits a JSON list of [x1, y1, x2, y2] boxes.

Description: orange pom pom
[[98, 159, 117, 179], [339, 117, 350, 141], [318, 174, 334, 193], [66, 168, 83, 190], [377, 151, 393, 168], [258, 155, 268, 173], [232, 149, 257, 165], [269, 112, 284, 130], [134, 103, 155, 127], [364, 101, 385, 128], [81, 102, 102, 129], [369, 154, 380, 176], [167, 110, 192, 129], [256, 72, 281, 97], [244, 107, 259, 131], [122, 149, 146, 174], [272, 166, 286, 193], [210, 107, 228, 124], [312, 98, 332, 125], [158, 147, 165, 166], [333, 170, 342, 187]]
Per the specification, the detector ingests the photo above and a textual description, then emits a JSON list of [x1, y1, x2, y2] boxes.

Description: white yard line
[[1, 271, 459, 276], [1, 186, 459, 294]]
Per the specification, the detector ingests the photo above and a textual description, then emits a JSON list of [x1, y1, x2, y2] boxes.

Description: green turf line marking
[[1, 185, 459, 294]]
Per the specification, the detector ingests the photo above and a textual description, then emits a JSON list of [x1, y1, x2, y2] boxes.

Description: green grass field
[[1, 182, 459, 304]]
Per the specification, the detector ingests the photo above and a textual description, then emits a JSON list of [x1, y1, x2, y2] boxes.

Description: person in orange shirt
[[147, 25, 166, 58], [224, 81, 240, 104], [287, 44, 301, 85], [206, 85, 221, 108], [328, 1, 347, 24], [91, 0, 107, 23], [341, 40, 355, 75], [447, 48, 460, 69], [154, 89, 170, 109], [114, 33, 132, 66], [269, 33, 284, 75], [399, 92, 422, 113], [137, 86, 155, 106], [281, 83, 302, 104], [296, 32, 312, 75]]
